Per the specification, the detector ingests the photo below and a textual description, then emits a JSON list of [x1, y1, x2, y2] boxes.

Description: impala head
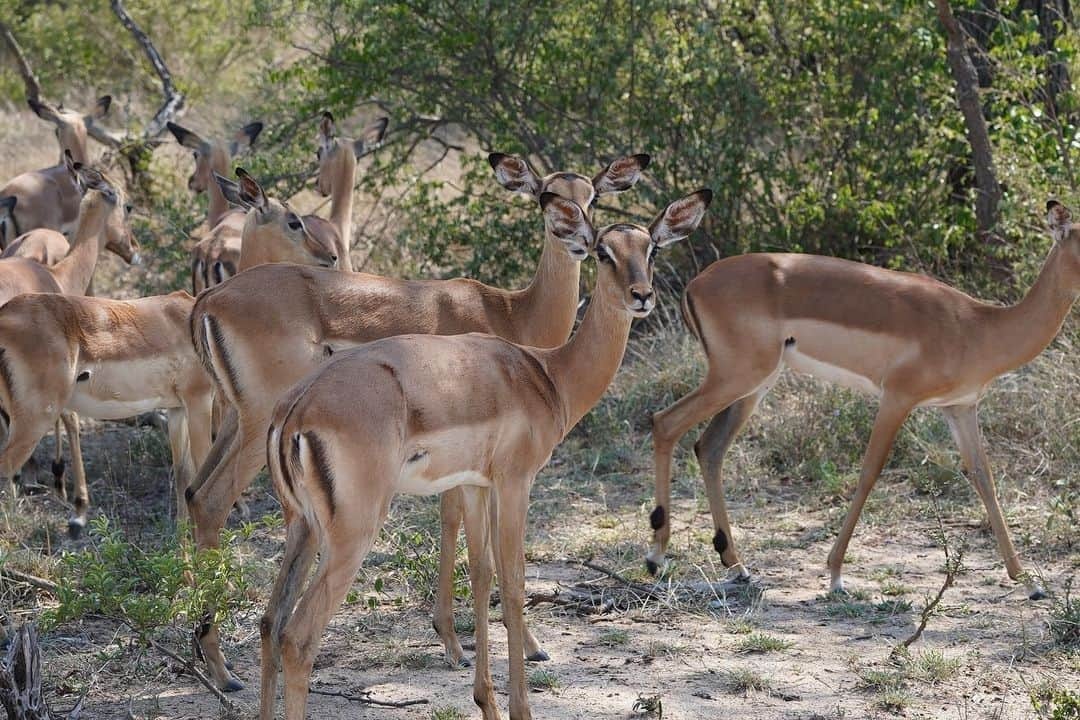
[[1046, 200, 1080, 287], [29, 95, 110, 164], [168, 120, 264, 194], [69, 159, 140, 263], [316, 112, 389, 196], [489, 152, 650, 231], [541, 189, 712, 317], [214, 168, 338, 268]]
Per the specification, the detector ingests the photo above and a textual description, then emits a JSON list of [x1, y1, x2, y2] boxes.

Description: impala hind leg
[[166, 409, 194, 528], [189, 416, 269, 691], [942, 404, 1046, 600], [694, 388, 770, 577], [279, 501, 392, 720], [434, 488, 469, 667], [59, 412, 89, 537], [826, 395, 913, 595], [259, 515, 317, 720], [649, 355, 780, 576], [461, 486, 500, 720]]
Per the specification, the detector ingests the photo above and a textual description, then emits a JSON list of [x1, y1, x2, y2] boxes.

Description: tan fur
[[648, 202, 1080, 599], [316, 113, 388, 271], [0, 292, 212, 530], [0, 97, 111, 247], [186, 152, 649, 691], [258, 190, 709, 720]]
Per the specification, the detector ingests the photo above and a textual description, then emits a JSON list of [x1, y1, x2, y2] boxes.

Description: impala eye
[[287, 214, 303, 231], [125, 203, 134, 214], [648, 243, 658, 264], [596, 245, 614, 265]]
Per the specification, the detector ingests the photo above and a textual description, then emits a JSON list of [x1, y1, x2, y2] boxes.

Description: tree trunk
[[936, 0, 1003, 246], [0, 624, 51, 720]]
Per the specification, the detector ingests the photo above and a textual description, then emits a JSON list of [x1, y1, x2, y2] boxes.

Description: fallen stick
[[0, 567, 59, 593], [309, 687, 429, 708]]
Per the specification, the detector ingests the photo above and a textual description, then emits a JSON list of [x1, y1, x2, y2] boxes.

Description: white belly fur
[[396, 468, 491, 496], [67, 359, 180, 420], [784, 347, 882, 397]]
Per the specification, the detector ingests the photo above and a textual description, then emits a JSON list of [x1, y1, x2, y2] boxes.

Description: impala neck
[[329, 152, 357, 272], [207, 145, 232, 228], [986, 243, 1078, 374], [52, 201, 109, 294], [512, 232, 582, 347], [63, 133, 90, 166], [545, 277, 633, 432]]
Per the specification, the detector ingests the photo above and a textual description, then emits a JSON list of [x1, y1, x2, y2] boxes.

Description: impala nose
[[631, 287, 654, 306]]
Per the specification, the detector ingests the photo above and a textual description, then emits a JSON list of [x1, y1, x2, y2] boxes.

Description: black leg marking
[[52, 460, 66, 483], [184, 486, 195, 503], [649, 505, 666, 531], [645, 558, 660, 576], [76, 371, 91, 382], [784, 336, 796, 347]]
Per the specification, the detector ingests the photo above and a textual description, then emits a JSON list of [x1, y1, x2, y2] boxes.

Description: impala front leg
[[59, 412, 88, 537], [942, 404, 1046, 600], [496, 483, 532, 720], [461, 486, 500, 720], [434, 488, 469, 667]]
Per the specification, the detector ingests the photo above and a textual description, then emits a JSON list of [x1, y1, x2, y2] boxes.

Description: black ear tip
[[234, 166, 249, 179], [99, 94, 112, 105], [488, 152, 508, 168], [1046, 199, 1063, 212], [539, 191, 560, 210], [635, 153, 652, 169], [376, 117, 389, 129], [248, 121, 264, 133], [697, 188, 714, 206], [64, 149, 73, 160], [321, 111, 334, 122]]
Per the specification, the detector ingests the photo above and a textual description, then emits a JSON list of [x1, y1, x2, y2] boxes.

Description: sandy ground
[[15, 413, 1076, 720]]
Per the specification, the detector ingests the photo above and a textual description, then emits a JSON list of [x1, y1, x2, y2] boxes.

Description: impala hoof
[[526, 649, 550, 662], [67, 517, 86, 539], [645, 558, 660, 577], [1029, 587, 1048, 601], [221, 677, 244, 693]]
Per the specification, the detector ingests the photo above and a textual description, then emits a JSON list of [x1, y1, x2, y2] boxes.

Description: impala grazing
[[185, 150, 648, 691], [259, 188, 711, 720], [316, 112, 389, 271], [0, 291, 212, 535], [647, 200, 1080, 600], [0, 96, 112, 247], [166, 120, 263, 293]]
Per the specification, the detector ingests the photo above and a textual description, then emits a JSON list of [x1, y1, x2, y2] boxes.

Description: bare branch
[[108, 0, 185, 139], [0, 566, 59, 593], [0, 20, 42, 104]]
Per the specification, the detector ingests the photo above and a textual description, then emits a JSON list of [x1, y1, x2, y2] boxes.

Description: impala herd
[[0, 97, 1075, 719]]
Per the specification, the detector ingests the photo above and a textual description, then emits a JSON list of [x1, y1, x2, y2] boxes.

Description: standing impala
[[0, 290, 213, 535], [259, 189, 711, 720], [647, 201, 1080, 600], [316, 112, 389, 271], [166, 120, 263, 293], [0, 96, 112, 247], [186, 151, 649, 691]]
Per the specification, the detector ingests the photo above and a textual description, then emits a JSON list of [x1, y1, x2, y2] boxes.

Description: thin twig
[[0, 20, 42, 103], [109, 0, 185, 139], [145, 637, 237, 714], [309, 687, 429, 708]]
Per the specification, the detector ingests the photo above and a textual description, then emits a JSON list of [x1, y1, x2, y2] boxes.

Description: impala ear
[[77, 166, 116, 203], [229, 121, 264, 155], [93, 95, 112, 119], [353, 116, 389, 157], [212, 173, 247, 208], [319, 111, 336, 142], [650, 189, 712, 247], [28, 98, 60, 124], [234, 167, 269, 213], [540, 192, 593, 260], [167, 121, 205, 151], [1046, 199, 1071, 240], [593, 154, 650, 195], [489, 153, 543, 197]]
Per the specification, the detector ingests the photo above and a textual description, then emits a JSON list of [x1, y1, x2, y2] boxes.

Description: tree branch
[[0, 20, 42, 104], [309, 687, 428, 708], [108, 0, 185, 139]]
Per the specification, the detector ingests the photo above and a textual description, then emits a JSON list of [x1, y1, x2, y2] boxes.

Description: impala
[[186, 151, 649, 691], [316, 112, 389, 271], [166, 120, 263, 293], [0, 291, 213, 535], [259, 188, 711, 720], [0, 96, 112, 247], [647, 201, 1080, 600]]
